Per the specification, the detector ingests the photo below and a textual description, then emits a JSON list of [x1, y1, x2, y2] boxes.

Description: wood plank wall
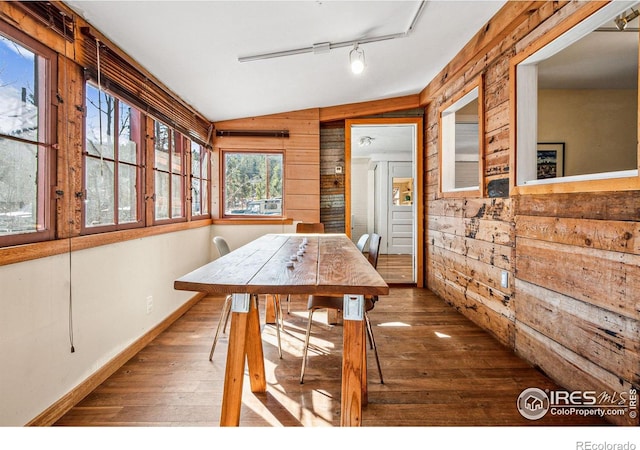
[[213, 110, 321, 223], [319, 122, 346, 233], [422, 0, 639, 425]]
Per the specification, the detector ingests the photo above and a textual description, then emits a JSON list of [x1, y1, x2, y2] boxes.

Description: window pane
[[85, 158, 115, 227], [85, 84, 115, 160], [118, 102, 137, 164], [155, 171, 170, 219], [224, 153, 283, 216], [0, 138, 38, 235], [441, 87, 480, 192], [191, 178, 201, 216], [154, 122, 169, 171], [0, 35, 39, 142], [202, 180, 209, 215], [118, 163, 137, 224], [191, 143, 201, 179], [171, 133, 182, 174], [392, 177, 413, 206], [171, 173, 183, 218]]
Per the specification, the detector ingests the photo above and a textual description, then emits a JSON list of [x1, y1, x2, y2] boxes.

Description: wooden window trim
[[220, 149, 285, 220], [0, 20, 57, 247], [81, 82, 146, 235], [438, 74, 485, 199], [189, 139, 212, 221], [152, 120, 187, 225], [509, 0, 640, 196]]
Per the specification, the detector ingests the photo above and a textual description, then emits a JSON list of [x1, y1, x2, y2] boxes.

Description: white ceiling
[[64, 0, 507, 122]]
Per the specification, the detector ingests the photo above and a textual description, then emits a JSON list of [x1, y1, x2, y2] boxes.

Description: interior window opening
[[516, 1, 639, 186]]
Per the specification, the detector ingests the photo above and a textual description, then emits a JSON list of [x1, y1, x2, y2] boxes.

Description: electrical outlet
[[146, 295, 153, 314], [500, 271, 509, 289]]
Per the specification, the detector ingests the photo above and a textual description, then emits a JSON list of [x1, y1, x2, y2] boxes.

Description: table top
[[174, 233, 389, 297]]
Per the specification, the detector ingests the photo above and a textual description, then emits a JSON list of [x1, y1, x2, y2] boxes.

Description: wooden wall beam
[[319, 95, 420, 122]]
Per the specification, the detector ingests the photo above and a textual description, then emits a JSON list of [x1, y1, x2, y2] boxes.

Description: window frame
[[81, 81, 145, 234], [189, 139, 211, 220], [0, 21, 57, 247], [152, 119, 187, 224], [438, 74, 485, 198], [510, 1, 640, 195], [221, 149, 285, 219]]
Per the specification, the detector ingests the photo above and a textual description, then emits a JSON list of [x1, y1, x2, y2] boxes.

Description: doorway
[[345, 117, 423, 287]]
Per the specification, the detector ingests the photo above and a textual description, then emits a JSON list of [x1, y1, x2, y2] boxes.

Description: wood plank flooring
[[54, 288, 608, 427], [377, 254, 413, 284]]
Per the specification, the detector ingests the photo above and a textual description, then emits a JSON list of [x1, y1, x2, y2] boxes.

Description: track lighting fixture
[[614, 8, 640, 30], [349, 44, 365, 75]]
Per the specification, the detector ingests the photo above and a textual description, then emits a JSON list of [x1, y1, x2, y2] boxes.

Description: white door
[[387, 161, 413, 254]]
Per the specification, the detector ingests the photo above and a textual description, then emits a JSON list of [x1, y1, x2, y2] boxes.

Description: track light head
[[349, 44, 365, 75]]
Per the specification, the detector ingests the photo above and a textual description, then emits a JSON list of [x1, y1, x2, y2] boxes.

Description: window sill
[[513, 170, 639, 195], [439, 187, 482, 198], [0, 219, 212, 267], [212, 217, 294, 226]]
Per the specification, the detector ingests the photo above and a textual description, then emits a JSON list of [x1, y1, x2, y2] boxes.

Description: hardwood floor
[[54, 288, 608, 427], [377, 254, 413, 284]]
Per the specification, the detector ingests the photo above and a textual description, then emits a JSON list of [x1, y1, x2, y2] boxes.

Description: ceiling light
[[237, 0, 427, 63], [359, 136, 374, 147], [349, 44, 365, 75], [614, 8, 640, 30]]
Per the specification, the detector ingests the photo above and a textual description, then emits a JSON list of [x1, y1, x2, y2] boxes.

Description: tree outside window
[[0, 26, 54, 245], [84, 83, 142, 231], [153, 120, 185, 222], [191, 141, 210, 217], [223, 152, 283, 216]]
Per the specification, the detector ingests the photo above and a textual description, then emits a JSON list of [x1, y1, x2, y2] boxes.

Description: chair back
[[367, 233, 381, 269], [213, 236, 231, 257], [356, 234, 369, 252], [296, 222, 324, 233]]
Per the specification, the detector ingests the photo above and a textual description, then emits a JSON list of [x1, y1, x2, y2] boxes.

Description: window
[[223, 151, 283, 217], [514, 1, 639, 190], [84, 83, 144, 231], [190, 141, 210, 218], [439, 76, 484, 195], [0, 23, 55, 246], [153, 120, 185, 222]]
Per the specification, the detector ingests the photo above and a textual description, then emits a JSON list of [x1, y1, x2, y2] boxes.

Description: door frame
[[345, 117, 424, 287]]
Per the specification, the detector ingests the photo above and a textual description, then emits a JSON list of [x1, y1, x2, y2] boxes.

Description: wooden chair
[[209, 236, 284, 361], [299, 233, 384, 384], [296, 222, 325, 233]]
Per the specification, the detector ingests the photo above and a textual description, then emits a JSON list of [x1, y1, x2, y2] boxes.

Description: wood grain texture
[[174, 233, 388, 426], [52, 288, 613, 426], [212, 109, 320, 223], [423, 0, 639, 424], [341, 320, 366, 426], [175, 234, 389, 297]]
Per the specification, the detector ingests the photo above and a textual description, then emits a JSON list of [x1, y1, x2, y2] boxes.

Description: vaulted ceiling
[[65, 1, 507, 122]]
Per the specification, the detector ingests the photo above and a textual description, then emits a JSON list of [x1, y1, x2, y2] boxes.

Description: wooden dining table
[[174, 233, 389, 426]]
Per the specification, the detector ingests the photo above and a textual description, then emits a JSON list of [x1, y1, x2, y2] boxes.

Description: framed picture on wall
[[537, 142, 565, 179]]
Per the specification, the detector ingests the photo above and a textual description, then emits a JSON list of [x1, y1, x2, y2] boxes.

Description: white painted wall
[[350, 159, 370, 244], [0, 226, 211, 426], [538, 89, 637, 176], [209, 222, 296, 258]]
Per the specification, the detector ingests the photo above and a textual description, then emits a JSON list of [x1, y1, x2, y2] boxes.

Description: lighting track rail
[[238, 0, 427, 63]]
